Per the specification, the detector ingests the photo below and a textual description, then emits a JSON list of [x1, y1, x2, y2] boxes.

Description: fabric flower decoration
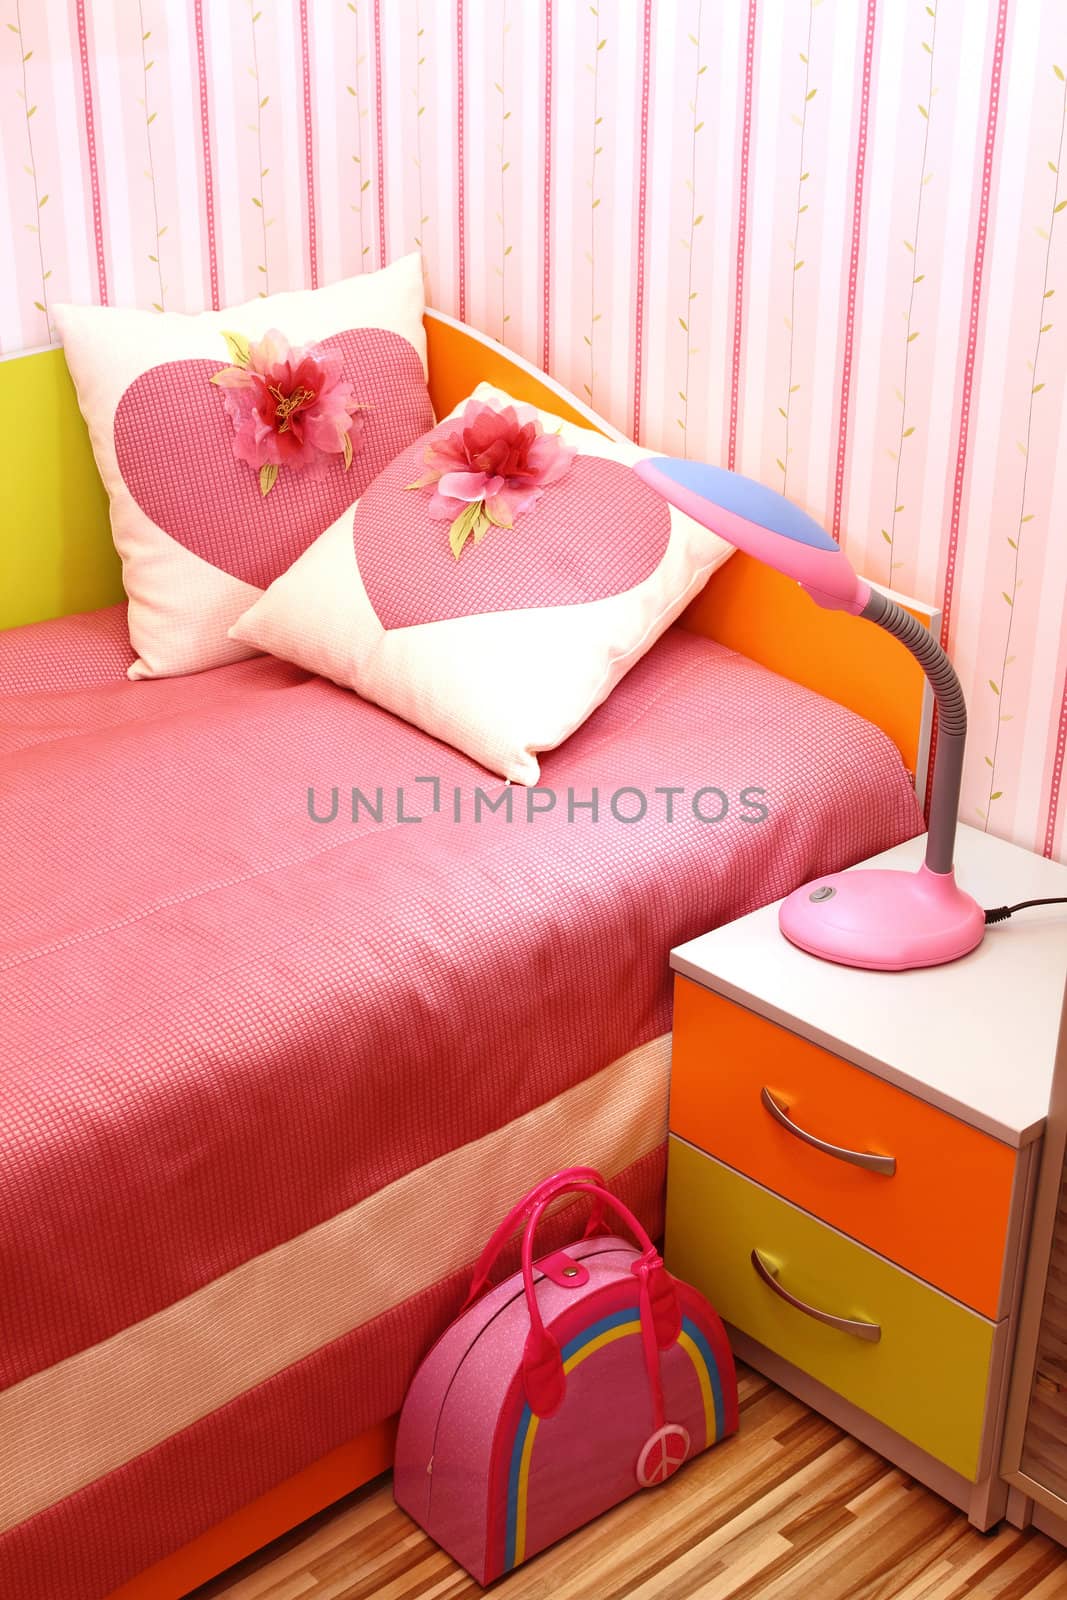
[[211, 328, 365, 496], [408, 398, 577, 558]]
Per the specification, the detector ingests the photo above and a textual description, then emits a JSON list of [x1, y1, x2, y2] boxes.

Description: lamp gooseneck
[[860, 589, 965, 878], [630, 451, 986, 967]]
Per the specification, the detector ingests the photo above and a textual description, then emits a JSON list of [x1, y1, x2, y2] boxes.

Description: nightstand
[[665, 824, 1067, 1529]]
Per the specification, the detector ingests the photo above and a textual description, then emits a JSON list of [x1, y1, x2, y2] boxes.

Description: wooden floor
[[197, 1365, 1067, 1600]]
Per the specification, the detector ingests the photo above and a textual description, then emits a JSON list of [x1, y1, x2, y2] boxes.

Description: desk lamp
[[633, 456, 985, 972]]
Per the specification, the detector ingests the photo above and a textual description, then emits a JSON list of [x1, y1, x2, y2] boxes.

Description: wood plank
[[194, 1366, 1067, 1600]]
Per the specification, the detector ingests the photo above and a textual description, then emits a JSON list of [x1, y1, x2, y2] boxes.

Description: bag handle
[[519, 1181, 682, 1418], [461, 1167, 609, 1312]]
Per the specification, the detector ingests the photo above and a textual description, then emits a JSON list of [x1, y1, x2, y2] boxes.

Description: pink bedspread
[[0, 605, 923, 1382], [0, 606, 922, 1594]]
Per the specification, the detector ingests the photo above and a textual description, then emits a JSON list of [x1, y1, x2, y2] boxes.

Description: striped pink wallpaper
[[2, 0, 1065, 861]]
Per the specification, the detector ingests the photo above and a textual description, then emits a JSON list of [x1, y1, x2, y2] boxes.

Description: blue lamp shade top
[[640, 457, 839, 552]]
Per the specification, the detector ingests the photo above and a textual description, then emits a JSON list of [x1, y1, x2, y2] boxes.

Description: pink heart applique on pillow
[[114, 327, 433, 589], [353, 441, 672, 630]]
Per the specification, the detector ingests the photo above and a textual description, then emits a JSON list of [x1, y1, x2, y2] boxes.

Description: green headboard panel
[[0, 347, 121, 631]]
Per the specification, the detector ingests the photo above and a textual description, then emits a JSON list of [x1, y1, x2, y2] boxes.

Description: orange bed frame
[[0, 309, 937, 1599]]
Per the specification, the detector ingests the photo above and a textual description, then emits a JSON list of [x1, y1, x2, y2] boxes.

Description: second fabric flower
[[408, 399, 577, 558]]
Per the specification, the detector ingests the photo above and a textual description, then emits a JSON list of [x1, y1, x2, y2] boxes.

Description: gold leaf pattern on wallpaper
[[978, 62, 1067, 828], [249, 0, 271, 296], [882, 2, 938, 579], [676, 1, 705, 453], [584, 3, 606, 404], [346, 1, 372, 262], [412, 1, 429, 259], [495, 3, 512, 342], [9, 1, 50, 337], [138, 2, 166, 313], [779, 0, 816, 495]]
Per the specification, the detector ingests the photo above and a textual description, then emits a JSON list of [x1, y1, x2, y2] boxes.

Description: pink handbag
[[394, 1167, 738, 1583]]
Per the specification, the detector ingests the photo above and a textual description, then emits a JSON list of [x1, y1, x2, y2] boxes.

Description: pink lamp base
[[778, 864, 986, 972]]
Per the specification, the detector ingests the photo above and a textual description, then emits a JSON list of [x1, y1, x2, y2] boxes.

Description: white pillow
[[56, 254, 432, 679], [230, 385, 734, 783]]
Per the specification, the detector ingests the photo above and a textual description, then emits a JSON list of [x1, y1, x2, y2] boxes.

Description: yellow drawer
[[666, 1136, 996, 1480]]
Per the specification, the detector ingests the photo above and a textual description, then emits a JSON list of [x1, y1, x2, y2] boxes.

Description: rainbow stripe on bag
[[503, 1309, 726, 1572]]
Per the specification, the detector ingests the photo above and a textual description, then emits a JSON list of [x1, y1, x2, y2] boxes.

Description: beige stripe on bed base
[[0, 1033, 671, 1531]]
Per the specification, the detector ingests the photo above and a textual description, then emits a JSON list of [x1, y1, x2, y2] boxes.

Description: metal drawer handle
[[760, 1087, 896, 1177], [751, 1249, 882, 1343]]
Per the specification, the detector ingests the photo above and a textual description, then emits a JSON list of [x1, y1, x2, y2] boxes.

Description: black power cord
[[984, 897, 1067, 926]]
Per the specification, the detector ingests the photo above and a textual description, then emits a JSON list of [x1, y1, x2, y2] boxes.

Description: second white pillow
[[229, 384, 734, 783]]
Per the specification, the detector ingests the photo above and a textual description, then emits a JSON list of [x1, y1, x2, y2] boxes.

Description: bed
[[0, 313, 931, 1600]]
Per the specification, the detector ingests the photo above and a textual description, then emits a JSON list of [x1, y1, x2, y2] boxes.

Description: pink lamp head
[[633, 456, 870, 615], [632, 453, 986, 972]]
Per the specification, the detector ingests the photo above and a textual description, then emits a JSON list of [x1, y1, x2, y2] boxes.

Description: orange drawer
[[670, 977, 1017, 1318]]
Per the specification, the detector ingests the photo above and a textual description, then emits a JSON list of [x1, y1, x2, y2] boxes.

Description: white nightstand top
[[671, 825, 1067, 1146]]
